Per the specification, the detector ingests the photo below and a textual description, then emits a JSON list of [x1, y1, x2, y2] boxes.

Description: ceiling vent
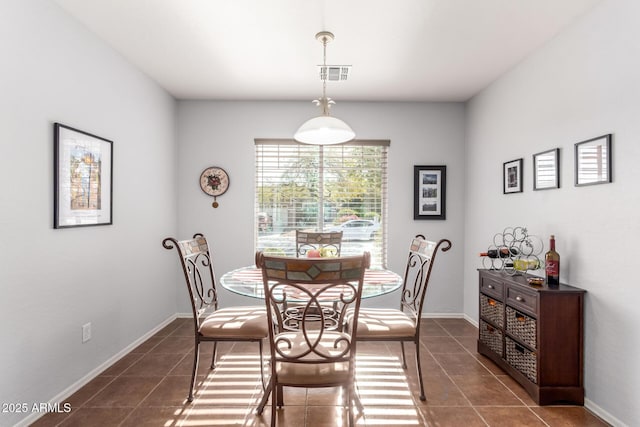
[[319, 65, 351, 81]]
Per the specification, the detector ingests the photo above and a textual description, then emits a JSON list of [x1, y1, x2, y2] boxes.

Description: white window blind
[[255, 139, 389, 268]]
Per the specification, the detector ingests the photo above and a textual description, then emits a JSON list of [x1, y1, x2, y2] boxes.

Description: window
[[255, 139, 389, 268]]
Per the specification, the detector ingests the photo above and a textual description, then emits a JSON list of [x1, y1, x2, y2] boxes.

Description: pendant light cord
[[322, 35, 327, 111], [315, 33, 334, 116]]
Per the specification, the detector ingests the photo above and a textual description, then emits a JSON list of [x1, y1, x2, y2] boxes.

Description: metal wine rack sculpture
[[481, 226, 544, 275]]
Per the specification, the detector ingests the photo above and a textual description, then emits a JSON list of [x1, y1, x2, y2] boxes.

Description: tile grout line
[[32, 318, 601, 427], [386, 341, 429, 427], [434, 318, 552, 427], [424, 320, 489, 426], [117, 350, 189, 426], [434, 319, 506, 426], [115, 327, 192, 427]]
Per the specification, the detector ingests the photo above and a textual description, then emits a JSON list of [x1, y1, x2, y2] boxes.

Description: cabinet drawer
[[506, 336, 537, 384], [480, 294, 504, 328], [480, 276, 503, 300], [506, 284, 538, 317], [506, 306, 537, 349], [480, 320, 503, 357]]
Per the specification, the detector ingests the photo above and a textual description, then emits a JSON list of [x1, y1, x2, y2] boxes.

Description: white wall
[[5, 0, 633, 425], [464, 0, 640, 425], [176, 101, 466, 315], [0, 1, 177, 426]]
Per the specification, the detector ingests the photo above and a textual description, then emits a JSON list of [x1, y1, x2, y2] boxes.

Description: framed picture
[[575, 134, 612, 186], [503, 158, 523, 194], [533, 148, 560, 190], [414, 165, 446, 220], [54, 123, 113, 228]]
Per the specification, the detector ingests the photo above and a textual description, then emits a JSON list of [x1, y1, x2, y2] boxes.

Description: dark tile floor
[[31, 318, 610, 426]]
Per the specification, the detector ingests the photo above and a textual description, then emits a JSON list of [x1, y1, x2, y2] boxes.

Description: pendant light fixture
[[294, 31, 355, 145]]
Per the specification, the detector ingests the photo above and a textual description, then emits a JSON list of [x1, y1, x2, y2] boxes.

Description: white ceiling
[[54, 0, 601, 102]]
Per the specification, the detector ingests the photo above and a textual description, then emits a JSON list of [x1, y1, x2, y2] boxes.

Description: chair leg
[[271, 383, 278, 427], [414, 340, 426, 401], [400, 342, 408, 369], [210, 342, 218, 369], [352, 383, 364, 413], [276, 385, 284, 408], [345, 385, 354, 427], [256, 377, 272, 415], [258, 340, 266, 390], [342, 384, 348, 407], [188, 341, 200, 402]]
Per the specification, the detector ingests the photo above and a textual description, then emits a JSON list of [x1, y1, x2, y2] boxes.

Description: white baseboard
[[584, 398, 626, 427], [422, 312, 465, 318], [463, 313, 478, 327], [17, 314, 177, 427], [422, 312, 479, 327]]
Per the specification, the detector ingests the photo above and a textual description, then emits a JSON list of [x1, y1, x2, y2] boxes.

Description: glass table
[[220, 265, 403, 300]]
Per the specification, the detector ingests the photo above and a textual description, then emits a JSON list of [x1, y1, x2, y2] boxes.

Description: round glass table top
[[220, 265, 403, 300]]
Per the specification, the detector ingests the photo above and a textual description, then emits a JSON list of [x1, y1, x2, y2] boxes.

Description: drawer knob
[[487, 285, 495, 289], [516, 296, 525, 302]]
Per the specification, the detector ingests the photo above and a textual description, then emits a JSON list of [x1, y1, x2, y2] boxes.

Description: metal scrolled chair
[[162, 233, 268, 402], [293, 230, 345, 315], [295, 230, 343, 257], [346, 235, 452, 401], [255, 251, 370, 427]]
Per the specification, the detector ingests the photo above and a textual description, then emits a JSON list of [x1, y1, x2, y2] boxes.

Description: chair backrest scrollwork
[[163, 233, 219, 331], [256, 251, 369, 365], [400, 235, 452, 324]]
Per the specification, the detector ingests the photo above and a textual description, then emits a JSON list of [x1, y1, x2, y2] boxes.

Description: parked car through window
[[327, 219, 380, 241]]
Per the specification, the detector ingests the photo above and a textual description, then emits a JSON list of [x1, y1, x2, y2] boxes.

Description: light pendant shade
[[294, 115, 355, 145], [295, 31, 355, 145]]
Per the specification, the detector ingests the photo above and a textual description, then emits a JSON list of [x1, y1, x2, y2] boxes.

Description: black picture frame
[[414, 165, 446, 220], [503, 158, 523, 194], [54, 123, 113, 229], [533, 148, 560, 190], [575, 134, 612, 186]]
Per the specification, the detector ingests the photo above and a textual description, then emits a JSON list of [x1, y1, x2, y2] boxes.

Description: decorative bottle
[[479, 247, 519, 258], [545, 235, 560, 286]]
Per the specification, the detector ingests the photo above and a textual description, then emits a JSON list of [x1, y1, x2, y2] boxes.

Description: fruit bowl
[[527, 277, 544, 286]]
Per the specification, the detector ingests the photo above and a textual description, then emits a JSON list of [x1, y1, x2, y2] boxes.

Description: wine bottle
[[479, 247, 519, 258], [545, 235, 560, 286], [514, 258, 540, 271]]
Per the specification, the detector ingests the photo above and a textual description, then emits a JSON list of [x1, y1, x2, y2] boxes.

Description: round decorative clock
[[199, 166, 229, 208]]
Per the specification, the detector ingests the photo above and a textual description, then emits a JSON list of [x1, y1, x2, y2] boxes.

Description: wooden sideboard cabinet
[[477, 269, 585, 405]]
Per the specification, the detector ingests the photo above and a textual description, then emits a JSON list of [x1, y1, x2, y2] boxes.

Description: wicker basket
[[505, 336, 537, 383], [480, 320, 503, 357], [506, 306, 537, 349], [480, 294, 504, 327]]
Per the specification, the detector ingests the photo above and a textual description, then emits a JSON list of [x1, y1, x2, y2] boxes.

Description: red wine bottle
[[479, 247, 519, 258], [545, 235, 560, 286]]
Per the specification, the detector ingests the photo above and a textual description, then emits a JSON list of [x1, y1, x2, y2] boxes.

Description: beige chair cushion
[[273, 331, 352, 385], [199, 306, 268, 339], [348, 308, 416, 339], [277, 360, 350, 385]]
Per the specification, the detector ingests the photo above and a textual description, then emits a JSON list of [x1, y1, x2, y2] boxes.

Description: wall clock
[[199, 166, 229, 208]]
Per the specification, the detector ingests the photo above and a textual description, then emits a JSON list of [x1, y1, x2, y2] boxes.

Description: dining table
[[220, 264, 403, 301], [221, 263, 403, 332]]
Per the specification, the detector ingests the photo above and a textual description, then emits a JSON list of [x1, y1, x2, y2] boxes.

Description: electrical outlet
[[82, 323, 91, 343]]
